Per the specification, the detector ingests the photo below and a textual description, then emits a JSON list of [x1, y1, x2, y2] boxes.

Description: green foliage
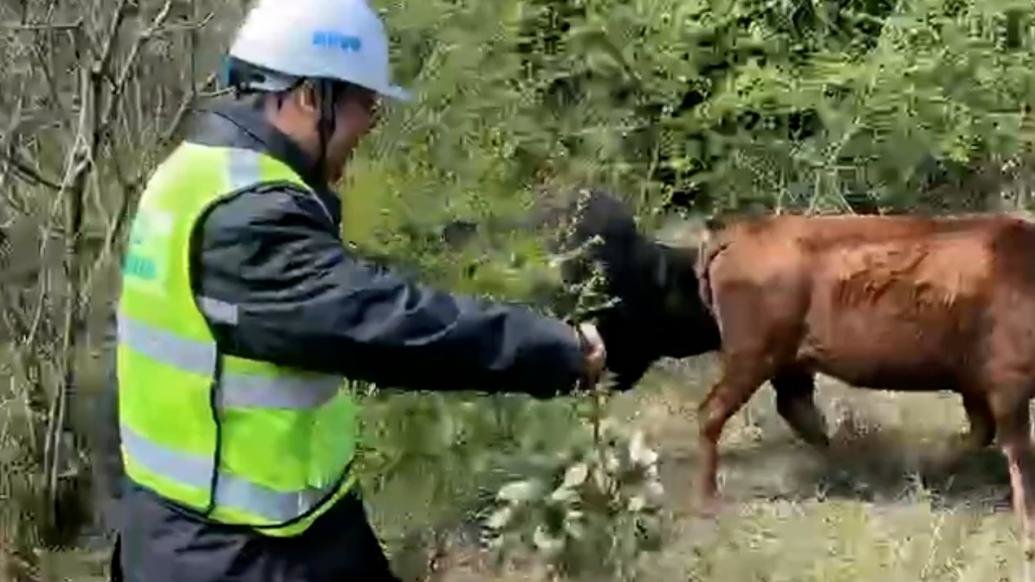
[[360, 0, 1035, 251], [483, 421, 667, 581]]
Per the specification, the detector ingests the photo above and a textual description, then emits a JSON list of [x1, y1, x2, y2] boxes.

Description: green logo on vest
[[123, 253, 158, 280], [123, 210, 172, 285]]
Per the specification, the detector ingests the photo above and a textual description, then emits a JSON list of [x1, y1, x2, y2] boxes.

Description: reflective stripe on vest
[[118, 314, 342, 409], [120, 424, 338, 522], [117, 142, 359, 537]]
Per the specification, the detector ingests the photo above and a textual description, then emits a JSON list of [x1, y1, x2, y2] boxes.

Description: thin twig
[[160, 72, 217, 143], [23, 2, 74, 133], [0, 77, 30, 191], [639, 137, 662, 212], [18, 269, 49, 457], [159, 11, 215, 33], [0, 20, 82, 31], [132, 67, 144, 151], [1, 182, 30, 217]]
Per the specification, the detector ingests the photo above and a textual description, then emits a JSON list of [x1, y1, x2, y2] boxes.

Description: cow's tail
[[696, 217, 731, 317]]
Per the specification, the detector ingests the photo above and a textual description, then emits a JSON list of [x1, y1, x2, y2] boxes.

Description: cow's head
[[551, 189, 721, 391]]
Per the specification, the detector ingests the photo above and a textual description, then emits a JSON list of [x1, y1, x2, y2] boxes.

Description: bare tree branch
[[2, 0, 234, 550], [42, 21, 95, 524], [0, 150, 63, 191], [25, 39, 69, 137], [91, 0, 130, 83], [33, 0, 170, 308], [82, 72, 217, 304], [38, 0, 179, 523], [94, 1, 175, 146]]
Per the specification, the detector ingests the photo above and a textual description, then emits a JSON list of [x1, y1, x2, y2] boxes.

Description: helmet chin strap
[[314, 79, 337, 184]]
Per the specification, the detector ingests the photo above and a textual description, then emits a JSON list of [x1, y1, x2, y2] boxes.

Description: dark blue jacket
[[97, 96, 586, 581]]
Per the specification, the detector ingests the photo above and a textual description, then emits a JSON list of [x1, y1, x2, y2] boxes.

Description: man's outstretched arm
[[194, 187, 589, 397]]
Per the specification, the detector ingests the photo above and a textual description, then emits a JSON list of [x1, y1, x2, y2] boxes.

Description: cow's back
[[700, 213, 1035, 390], [702, 212, 1035, 297]]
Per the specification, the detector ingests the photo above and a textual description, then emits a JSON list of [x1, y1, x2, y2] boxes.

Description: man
[[105, 0, 607, 580]]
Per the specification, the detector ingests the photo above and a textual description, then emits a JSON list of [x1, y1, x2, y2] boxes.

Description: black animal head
[[552, 189, 721, 391]]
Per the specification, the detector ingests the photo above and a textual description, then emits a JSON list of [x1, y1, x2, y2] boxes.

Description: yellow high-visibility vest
[[117, 142, 359, 537]]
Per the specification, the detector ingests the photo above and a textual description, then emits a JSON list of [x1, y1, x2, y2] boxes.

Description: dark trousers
[[111, 482, 401, 582], [109, 536, 123, 582]]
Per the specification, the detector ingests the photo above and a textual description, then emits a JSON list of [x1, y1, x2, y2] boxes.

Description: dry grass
[[21, 355, 1034, 582]]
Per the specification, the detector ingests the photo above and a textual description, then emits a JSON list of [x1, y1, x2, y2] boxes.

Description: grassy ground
[[26, 355, 1032, 582], [436, 357, 1029, 582]]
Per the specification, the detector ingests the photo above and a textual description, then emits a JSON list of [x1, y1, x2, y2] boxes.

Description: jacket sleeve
[[194, 186, 586, 397]]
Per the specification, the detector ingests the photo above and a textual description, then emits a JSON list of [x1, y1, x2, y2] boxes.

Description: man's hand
[[575, 322, 606, 390]]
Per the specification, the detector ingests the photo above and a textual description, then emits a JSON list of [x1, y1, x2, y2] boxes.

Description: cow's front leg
[[696, 358, 767, 516]]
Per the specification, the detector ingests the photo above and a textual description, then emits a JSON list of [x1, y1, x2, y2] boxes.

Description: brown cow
[[554, 190, 1035, 547], [696, 212, 1035, 547]]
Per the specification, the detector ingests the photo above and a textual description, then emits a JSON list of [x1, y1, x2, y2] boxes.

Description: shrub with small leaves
[[481, 418, 667, 580]]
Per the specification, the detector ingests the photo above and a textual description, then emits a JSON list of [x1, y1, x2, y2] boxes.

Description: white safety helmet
[[228, 0, 411, 102]]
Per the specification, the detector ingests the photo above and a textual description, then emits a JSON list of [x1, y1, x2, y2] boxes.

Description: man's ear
[[295, 80, 319, 115]]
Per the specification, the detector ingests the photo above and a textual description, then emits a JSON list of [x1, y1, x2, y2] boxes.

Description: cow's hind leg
[[772, 368, 829, 449], [959, 391, 995, 451], [936, 391, 997, 470], [696, 356, 770, 516], [989, 385, 1035, 572]]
